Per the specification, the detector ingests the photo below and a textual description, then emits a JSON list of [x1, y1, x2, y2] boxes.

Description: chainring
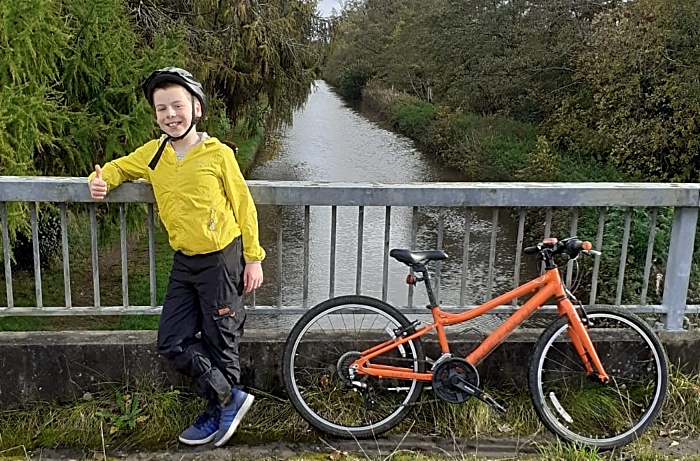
[[431, 357, 480, 404]]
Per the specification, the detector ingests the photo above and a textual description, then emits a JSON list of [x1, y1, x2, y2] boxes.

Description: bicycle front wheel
[[529, 307, 668, 450], [282, 295, 426, 438]]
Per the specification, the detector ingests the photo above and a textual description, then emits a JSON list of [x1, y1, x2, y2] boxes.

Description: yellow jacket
[[88, 137, 266, 261]]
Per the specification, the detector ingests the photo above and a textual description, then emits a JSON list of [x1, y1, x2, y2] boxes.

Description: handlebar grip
[[524, 246, 539, 255], [565, 239, 592, 252]]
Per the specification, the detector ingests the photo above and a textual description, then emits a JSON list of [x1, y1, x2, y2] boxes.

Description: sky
[[317, 0, 343, 17]]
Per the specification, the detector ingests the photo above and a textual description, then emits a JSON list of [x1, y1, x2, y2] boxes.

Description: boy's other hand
[[89, 164, 107, 200], [244, 263, 263, 293]]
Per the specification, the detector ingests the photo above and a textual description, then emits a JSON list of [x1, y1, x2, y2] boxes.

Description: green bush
[[393, 100, 535, 180], [338, 63, 375, 100], [390, 96, 437, 139], [360, 83, 537, 180]]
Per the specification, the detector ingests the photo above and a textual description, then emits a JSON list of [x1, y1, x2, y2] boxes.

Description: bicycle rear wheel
[[528, 307, 668, 450], [282, 295, 426, 438]]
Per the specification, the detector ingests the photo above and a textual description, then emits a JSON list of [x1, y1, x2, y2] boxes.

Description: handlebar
[[524, 237, 600, 258]]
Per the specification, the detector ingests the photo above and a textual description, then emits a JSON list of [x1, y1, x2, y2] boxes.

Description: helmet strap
[[148, 136, 171, 170]]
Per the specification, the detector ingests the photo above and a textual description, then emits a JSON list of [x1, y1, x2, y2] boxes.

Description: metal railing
[[1, 177, 699, 331]]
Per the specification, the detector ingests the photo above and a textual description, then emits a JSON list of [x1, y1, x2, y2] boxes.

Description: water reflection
[[250, 81, 533, 308]]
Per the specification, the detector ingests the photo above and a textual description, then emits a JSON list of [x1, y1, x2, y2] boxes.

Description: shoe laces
[[194, 411, 217, 429]]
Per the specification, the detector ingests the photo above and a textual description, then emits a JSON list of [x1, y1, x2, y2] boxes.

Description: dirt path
[[19, 436, 542, 461], [22, 433, 700, 460]]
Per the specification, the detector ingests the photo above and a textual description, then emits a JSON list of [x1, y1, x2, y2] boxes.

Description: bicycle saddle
[[389, 249, 449, 266]]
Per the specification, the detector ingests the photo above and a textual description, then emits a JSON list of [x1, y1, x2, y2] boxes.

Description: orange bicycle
[[282, 237, 669, 449]]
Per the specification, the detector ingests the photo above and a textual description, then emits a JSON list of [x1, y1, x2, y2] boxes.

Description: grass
[[0, 222, 171, 331], [0, 368, 697, 459]]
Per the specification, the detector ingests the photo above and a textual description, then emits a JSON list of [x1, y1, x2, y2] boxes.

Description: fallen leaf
[[497, 423, 513, 433]]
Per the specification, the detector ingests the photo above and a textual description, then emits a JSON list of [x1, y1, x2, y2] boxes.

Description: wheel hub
[[336, 351, 363, 384]]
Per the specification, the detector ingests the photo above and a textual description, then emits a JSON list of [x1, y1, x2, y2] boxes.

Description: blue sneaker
[[213, 387, 255, 447], [178, 410, 219, 445]]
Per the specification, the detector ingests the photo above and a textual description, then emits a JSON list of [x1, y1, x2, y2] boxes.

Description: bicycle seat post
[[415, 263, 438, 308]]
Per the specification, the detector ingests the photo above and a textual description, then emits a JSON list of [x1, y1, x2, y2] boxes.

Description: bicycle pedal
[[484, 395, 507, 414]]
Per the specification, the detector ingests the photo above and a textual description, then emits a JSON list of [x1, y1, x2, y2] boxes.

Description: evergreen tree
[[131, 0, 321, 137], [0, 0, 68, 178], [54, 0, 184, 177], [0, 0, 69, 240]]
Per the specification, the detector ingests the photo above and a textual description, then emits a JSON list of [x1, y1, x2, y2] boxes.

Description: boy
[[88, 67, 264, 447]]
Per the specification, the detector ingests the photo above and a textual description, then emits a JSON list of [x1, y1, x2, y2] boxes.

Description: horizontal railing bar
[[1, 178, 696, 331], [252, 182, 700, 207], [2, 304, 694, 317], [1, 177, 700, 207], [0, 307, 164, 315]]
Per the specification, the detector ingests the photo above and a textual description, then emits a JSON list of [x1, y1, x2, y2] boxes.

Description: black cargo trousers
[[157, 236, 246, 407]]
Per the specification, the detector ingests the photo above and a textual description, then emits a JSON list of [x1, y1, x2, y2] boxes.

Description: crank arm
[[453, 378, 507, 414]]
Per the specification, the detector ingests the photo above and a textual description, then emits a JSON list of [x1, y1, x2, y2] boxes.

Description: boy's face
[[152, 85, 202, 138]]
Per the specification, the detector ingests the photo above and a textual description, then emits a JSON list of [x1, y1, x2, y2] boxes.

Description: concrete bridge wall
[[1, 330, 698, 409]]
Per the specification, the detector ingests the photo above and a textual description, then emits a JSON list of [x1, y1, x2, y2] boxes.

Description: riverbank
[[341, 79, 696, 307], [355, 80, 628, 185]]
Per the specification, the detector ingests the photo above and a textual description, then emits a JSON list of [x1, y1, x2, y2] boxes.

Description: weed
[[96, 391, 147, 434], [659, 367, 700, 433], [536, 441, 600, 460]]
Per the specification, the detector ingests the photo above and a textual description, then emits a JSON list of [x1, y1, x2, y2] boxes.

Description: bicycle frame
[[350, 266, 611, 383]]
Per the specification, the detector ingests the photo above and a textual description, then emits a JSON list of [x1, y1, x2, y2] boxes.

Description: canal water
[[249, 81, 529, 309]]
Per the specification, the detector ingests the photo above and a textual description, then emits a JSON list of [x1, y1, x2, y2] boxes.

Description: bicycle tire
[[282, 295, 426, 438], [528, 307, 668, 449]]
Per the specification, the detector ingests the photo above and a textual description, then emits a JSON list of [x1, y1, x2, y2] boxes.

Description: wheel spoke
[[529, 308, 667, 449], [283, 295, 425, 438]]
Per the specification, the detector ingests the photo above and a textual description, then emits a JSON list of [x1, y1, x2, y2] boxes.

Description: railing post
[[661, 206, 698, 331]]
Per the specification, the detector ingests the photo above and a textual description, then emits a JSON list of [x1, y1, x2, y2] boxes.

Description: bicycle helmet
[[143, 67, 208, 169], [142, 67, 208, 116]]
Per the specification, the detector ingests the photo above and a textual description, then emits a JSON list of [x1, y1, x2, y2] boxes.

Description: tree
[[0, 0, 69, 242], [323, 0, 617, 122], [323, 0, 404, 87], [0, 0, 68, 178], [130, 0, 322, 136], [548, 0, 700, 182]]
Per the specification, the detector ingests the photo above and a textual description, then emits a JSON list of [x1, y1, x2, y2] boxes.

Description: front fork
[[560, 291, 610, 384]]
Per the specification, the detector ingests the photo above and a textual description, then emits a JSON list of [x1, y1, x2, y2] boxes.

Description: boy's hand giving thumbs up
[[89, 164, 107, 200]]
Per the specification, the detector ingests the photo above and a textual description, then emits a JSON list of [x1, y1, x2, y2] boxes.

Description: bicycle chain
[[347, 349, 483, 409], [350, 356, 446, 409]]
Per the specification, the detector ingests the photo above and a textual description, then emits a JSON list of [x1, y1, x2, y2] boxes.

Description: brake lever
[[583, 249, 602, 257]]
